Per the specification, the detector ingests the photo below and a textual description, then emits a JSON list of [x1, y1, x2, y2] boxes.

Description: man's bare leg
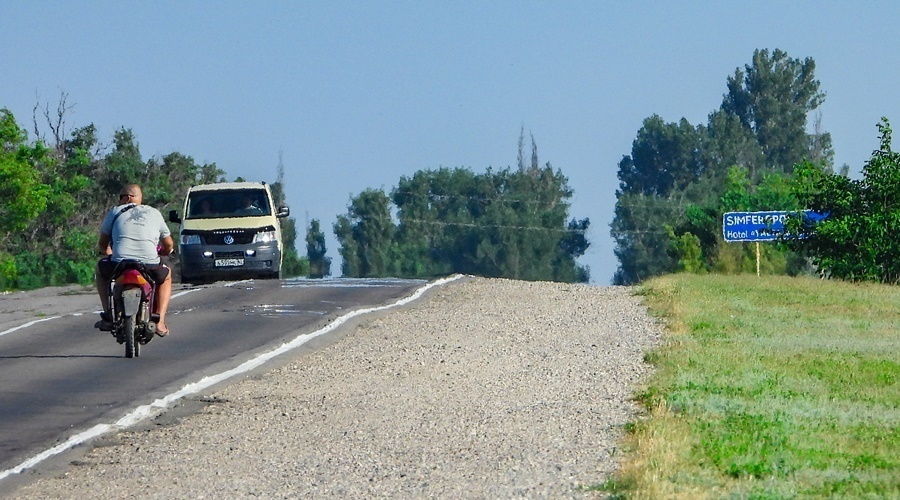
[[155, 274, 173, 334], [95, 263, 110, 316]]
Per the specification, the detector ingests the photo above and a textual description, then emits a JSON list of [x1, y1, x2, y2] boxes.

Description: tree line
[[334, 133, 590, 282], [0, 95, 314, 290], [4, 47, 896, 289], [612, 48, 899, 285], [612, 49, 831, 284], [0, 96, 587, 290]]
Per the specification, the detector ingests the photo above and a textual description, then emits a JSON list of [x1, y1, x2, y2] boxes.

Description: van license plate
[[215, 258, 244, 267]]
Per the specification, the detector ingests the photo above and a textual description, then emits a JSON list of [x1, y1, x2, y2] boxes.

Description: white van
[[169, 182, 290, 283]]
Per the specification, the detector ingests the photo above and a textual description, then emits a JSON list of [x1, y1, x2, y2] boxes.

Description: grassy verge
[[605, 274, 899, 498]]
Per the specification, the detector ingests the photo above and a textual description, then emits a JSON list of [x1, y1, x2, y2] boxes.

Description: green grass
[[606, 274, 899, 498]]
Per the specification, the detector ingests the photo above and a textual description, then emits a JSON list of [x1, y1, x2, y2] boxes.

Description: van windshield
[[186, 189, 272, 219]]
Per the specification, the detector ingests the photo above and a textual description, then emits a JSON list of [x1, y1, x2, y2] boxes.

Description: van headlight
[[253, 231, 276, 243], [181, 234, 201, 245]]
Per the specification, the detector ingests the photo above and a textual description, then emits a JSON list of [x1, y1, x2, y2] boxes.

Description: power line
[[390, 190, 571, 208], [340, 213, 589, 234], [398, 218, 588, 234]]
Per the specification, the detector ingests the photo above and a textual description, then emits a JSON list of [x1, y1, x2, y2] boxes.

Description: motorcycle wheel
[[123, 315, 139, 358]]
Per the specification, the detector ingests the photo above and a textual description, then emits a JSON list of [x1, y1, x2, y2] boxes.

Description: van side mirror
[[276, 206, 290, 218], [169, 210, 182, 224]]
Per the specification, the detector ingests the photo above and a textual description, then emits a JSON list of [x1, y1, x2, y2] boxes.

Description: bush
[[788, 118, 900, 283]]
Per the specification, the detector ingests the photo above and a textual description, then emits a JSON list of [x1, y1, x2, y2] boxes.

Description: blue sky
[[3, 2, 898, 284]]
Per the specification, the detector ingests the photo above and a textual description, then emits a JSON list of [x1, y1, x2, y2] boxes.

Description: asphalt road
[[0, 277, 426, 475]]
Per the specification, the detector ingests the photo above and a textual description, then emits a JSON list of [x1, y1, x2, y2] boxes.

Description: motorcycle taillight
[[116, 269, 148, 286]]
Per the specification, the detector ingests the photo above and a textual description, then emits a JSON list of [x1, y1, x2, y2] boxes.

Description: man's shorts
[[97, 258, 170, 284]]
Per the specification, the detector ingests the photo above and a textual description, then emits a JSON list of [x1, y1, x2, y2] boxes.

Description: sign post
[[756, 242, 760, 277]]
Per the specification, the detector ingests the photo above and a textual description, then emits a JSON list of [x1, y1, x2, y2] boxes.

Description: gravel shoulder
[[7, 277, 663, 498]]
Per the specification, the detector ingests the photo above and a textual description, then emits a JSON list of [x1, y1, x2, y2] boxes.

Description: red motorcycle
[[105, 259, 160, 358]]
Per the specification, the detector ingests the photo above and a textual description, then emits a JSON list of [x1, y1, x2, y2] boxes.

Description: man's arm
[[158, 235, 175, 256], [98, 233, 112, 256]]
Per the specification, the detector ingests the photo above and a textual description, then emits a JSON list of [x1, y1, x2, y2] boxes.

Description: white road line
[[171, 288, 202, 299], [0, 317, 60, 338], [0, 274, 464, 481]]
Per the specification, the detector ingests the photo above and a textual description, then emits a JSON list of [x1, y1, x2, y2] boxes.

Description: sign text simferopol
[[723, 210, 805, 242]]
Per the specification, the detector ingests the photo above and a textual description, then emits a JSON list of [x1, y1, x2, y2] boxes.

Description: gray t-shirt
[[100, 204, 171, 264]]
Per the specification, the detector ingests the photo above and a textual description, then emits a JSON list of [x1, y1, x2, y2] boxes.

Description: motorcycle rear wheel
[[123, 315, 140, 358]]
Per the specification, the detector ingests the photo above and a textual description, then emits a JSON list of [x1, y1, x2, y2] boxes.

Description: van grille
[[207, 230, 255, 245]]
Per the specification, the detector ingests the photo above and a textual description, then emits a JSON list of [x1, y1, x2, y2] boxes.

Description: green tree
[[393, 167, 486, 277], [8, 105, 117, 288], [612, 115, 713, 284], [336, 136, 590, 282], [391, 163, 589, 281], [269, 152, 307, 278], [2, 93, 232, 289], [611, 192, 681, 284], [617, 115, 706, 197], [306, 219, 331, 278], [0, 109, 52, 288], [786, 118, 900, 283], [612, 49, 833, 284], [667, 227, 704, 273], [703, 110, 765, 177], [64, 123, 105, 227], [102, 128, 146, 192], [0, 109, 51, 240], [334, 188, 396, 277], [722, 48, 831, 175]]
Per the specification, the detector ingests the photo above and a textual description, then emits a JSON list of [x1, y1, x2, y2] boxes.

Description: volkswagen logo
[[223, 234, 235, 245]]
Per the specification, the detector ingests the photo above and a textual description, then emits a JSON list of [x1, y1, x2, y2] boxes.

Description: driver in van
[[94, 184, 175, 336], [235, 194, 264, 215]]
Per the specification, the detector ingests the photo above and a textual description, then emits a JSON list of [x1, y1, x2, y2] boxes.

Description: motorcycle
[[106, 259, 160, 358]]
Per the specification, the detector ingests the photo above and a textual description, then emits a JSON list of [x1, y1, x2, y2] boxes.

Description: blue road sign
[[723, 210, 827, 242]]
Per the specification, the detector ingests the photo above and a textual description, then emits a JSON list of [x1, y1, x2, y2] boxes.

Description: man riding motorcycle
[[95, 184, 175, 336]]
